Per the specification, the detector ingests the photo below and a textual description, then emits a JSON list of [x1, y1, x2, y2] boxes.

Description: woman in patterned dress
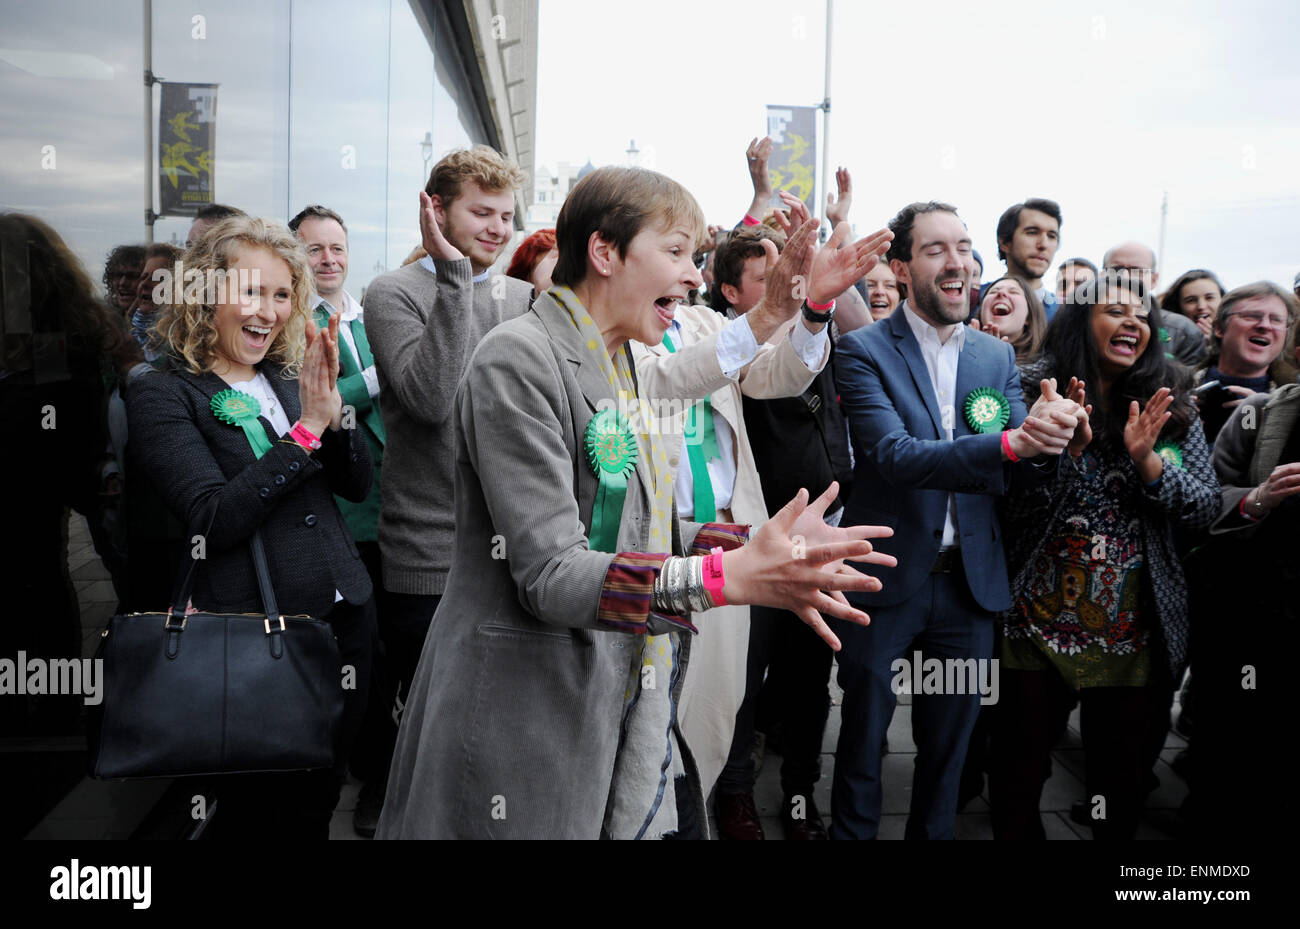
[[989, 272, 1220, 839]]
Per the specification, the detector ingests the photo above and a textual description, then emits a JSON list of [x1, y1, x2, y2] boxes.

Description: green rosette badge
[[1154, 440, 1183, 468], [963, 387, 1011, 434], [211, 389, 274, 459], [584, 408, 638, 553]]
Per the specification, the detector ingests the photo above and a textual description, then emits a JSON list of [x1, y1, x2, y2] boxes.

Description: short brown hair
[[550, 166, 706, 289], [424, 145, 527, 206], [711, 226, 784, 312]]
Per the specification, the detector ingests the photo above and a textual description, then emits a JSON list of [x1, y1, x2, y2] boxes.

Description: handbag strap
[[168, 504, 281, 624]]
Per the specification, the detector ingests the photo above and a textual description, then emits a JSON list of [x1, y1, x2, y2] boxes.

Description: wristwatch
[[801, 299, 835, 324]]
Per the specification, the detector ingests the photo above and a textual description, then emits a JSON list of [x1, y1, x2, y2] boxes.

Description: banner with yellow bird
[[159, 82, 218, 217], [765, 105, 817, 213]]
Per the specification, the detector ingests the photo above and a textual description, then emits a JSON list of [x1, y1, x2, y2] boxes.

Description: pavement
[[25, 512, 1189, 840]]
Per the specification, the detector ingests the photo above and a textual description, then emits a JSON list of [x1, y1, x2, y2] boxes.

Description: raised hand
[[722, 483, 896, 651], [776, 190, 892, 306], [419, 190, 464, 262], [748, 211, 818, 336], [1125, 387, 1175, 481], [746, 136, 775, 211], [826, 167, 852, 227]]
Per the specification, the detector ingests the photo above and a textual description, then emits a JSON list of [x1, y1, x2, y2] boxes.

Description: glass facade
[[0, 0, 498, 296]]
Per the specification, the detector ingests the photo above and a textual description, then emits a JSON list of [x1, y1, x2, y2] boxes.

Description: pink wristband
[[702, 547, 728, 607], [805, 296, 835, 312], [742, 214, 760, 226], [1001, 430, 1019, 463], [291, 421, 322, 451]]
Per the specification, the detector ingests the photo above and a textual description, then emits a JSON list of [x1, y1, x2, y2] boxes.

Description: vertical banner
[[159, 82, 218, 217], [765, 105, 817, 212]]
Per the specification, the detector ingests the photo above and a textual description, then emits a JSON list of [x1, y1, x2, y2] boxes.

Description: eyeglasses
[[1224, 310, 1291, 329]]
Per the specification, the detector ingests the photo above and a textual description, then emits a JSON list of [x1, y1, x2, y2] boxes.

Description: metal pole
[[143, 0, 154, 243], [820, 0, 833, 236], [1157, 190, 1168, 275]]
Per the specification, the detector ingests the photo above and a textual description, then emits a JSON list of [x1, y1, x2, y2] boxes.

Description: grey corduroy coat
[[377, 293, 712, 839]]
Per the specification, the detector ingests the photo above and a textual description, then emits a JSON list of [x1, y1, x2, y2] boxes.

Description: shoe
[[715, 791, 765, 840], [352, 779, 385, 838], [780, 793, 828, 840]]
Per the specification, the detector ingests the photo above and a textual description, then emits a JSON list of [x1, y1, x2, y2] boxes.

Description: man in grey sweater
[[363, 146, 533, 786]]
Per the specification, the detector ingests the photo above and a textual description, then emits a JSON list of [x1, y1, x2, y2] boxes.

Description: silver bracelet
[[652, 556, 711, 615]]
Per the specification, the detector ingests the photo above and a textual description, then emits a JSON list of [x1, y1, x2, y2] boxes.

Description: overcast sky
[[535, 0, 1300, 292]]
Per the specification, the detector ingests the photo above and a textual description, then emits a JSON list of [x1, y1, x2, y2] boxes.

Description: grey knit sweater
[[364, 257, 533, 594]]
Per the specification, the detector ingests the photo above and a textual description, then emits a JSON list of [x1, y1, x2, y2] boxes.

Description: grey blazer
[[377, 292, 712, 839]]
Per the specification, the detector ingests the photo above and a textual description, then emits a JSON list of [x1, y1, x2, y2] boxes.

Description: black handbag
[[87, 524, 344, 779]]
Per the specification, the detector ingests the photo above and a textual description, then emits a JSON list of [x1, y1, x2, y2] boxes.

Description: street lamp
[[420, 131, 433, 175]]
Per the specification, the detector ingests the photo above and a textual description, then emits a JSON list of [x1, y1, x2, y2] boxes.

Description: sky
[[534, 0, 1300, 292]]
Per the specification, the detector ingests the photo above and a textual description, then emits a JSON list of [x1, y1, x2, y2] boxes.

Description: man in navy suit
[[831, 201, 1083, 839]]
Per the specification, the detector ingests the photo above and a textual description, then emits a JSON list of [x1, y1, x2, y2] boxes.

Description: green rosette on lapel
[[963, 387, 1011, 434], [584, 408, 638, 552], [211, 388, 274, 459]]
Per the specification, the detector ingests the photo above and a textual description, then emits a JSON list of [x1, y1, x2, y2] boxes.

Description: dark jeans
[[382, 591, 442, 723], [716, 605, 834, 800], [201, 595, 375, 839], [829, 569, 994, 840], [989, 668, 1170, 840]]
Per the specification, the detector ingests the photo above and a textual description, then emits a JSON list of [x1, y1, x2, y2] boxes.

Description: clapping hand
[[419, 191, 464, 262], [1010, 378, 1083, 458], [299, 313, 343, 438], [776, 190, 893, 306], [1125, 387, 1175, 482]]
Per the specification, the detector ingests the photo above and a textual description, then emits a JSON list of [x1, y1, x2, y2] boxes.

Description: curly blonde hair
[[154, 215, 312, 376]]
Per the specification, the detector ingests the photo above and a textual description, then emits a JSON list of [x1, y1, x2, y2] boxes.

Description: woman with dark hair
[[126, 215, 374, 837], [1, 214, 139, 743], [504, 227, 557, 291], [977, 274, 1047, 363], [1161, 268, 1225, 343], [377, 166, 895, 839], [989, 272, 1219, 839]]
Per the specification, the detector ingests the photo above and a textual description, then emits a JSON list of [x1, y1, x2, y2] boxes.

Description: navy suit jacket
[[835, 305, 1049, 613]]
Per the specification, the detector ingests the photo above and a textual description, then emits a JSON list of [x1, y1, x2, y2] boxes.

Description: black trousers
[[989, 668, 1170, 840], [347, 542, 397, 784], [201, 595, 375, 839], [716, 605, 834, 799]]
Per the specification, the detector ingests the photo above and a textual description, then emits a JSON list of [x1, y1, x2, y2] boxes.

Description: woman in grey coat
[[378, 166, 895, 839]]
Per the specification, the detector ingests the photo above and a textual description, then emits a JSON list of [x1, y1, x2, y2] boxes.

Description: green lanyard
[[660, 331, 719, 522]]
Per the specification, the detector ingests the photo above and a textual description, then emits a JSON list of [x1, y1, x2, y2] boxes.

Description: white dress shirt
[[902, 300, 965, 549], [316, 290, 380, 399], [670, 309, 828, 518]]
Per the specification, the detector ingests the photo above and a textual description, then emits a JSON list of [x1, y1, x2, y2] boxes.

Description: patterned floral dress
[[1002, 438, 1152, 688]]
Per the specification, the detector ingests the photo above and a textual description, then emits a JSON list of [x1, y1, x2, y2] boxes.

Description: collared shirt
[[418, 254, 494, 284], [670, 309, 828, 517], [902, 300, 964, 548], [315, 290, 379, 399], [665, 316, 738, 518], [716, 310, 827, 378]]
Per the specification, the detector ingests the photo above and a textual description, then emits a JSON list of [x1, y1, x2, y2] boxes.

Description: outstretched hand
[[721, 483, 896, 651]]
